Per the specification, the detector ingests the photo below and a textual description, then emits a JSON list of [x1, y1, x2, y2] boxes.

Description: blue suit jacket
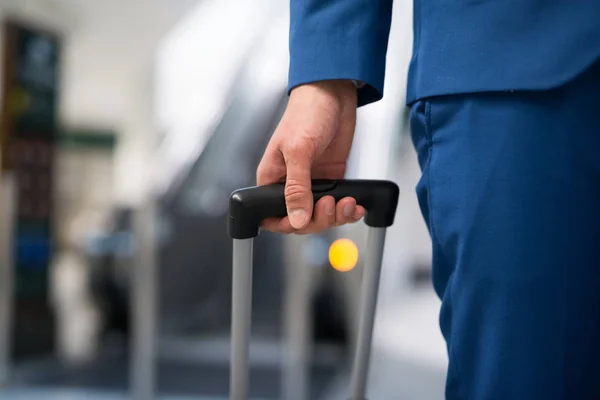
[[288, 0, 600, 107]]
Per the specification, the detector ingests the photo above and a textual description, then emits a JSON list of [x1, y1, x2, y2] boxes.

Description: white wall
[[57, 0, 199, 206], [154, 0, 284, 195]]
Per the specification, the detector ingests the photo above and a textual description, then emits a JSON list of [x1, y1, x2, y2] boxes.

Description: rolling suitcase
[[227, 179, 400, 400]]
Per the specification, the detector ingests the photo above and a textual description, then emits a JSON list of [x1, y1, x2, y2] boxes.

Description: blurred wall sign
[[0, 20, 61, 359], [7, 24, 59, 135], [54, 129, 116, 248]]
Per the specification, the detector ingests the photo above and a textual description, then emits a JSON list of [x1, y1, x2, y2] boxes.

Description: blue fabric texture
[[410, 60, 600, 400], [288, 0, 600, 106], [288, 0, 393, 106]]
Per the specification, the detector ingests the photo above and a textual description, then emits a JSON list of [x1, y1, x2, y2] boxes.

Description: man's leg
[[410, 60, 600, 400]]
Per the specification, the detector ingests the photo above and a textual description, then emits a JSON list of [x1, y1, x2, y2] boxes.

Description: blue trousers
[[410, 59, 600, 400]]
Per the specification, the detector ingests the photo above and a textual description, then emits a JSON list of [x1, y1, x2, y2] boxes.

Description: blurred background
[[0, 0, 446, 399]]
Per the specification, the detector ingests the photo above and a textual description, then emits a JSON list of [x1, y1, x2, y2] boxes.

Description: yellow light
[[329, 238, 359, 272]]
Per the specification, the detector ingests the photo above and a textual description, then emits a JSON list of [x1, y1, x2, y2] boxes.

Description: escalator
[[152, 0, 351, 344], [147, 12, 349, 399], [157, 76, 289, 336]]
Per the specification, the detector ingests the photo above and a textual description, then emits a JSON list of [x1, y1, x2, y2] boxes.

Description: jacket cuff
[[288, 30, 388, 107]]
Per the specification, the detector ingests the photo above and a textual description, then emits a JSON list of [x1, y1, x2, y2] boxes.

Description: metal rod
[[230, 238, 254, 400], [0, 174, 16, 387], [349, 227, 387, 400], [282, 235, 312, 400], [131, 201, 158, 400]]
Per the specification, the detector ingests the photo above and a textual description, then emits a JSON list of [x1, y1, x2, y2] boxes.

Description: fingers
[[334, 197, 364, 227], [283, 142, 315, 230], [309, 195, 336, 233], [261, 196, 334, 234], [261, 196, 365, 234], [261, 217, 295, 234], [257, 139, 317, 230]]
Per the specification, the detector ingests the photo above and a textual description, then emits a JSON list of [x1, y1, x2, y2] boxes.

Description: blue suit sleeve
[[288, 0, 394, 107]]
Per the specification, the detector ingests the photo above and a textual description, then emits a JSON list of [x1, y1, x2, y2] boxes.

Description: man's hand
[[256, 80, 365, 234]]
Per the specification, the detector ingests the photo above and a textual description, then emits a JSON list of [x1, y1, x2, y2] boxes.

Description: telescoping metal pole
[[227, 179, 399, 400], [0, 174, 16, 387], [282, 234, 312, 400], [230, 238, 254, 400], [349, 227, 387, 400]]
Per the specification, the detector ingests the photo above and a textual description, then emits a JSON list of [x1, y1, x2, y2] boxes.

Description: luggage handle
[[228, 179, 399, 239], [228, 179, 399, 400]]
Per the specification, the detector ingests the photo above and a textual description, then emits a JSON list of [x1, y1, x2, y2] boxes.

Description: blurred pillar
[[282, 234, 312, 400], [0, 173, 16, 387], [130, 199, 158, 400], [129, 58, 160, 400]]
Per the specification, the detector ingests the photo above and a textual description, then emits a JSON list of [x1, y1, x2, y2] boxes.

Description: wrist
[[290, 80, 357, 106]]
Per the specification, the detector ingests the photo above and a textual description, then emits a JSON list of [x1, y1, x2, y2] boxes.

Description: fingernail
[[354, 209, 364, 220], [343, 204, 353, 218], [289, 209, 309, 228], [325, 202, 335, 216]]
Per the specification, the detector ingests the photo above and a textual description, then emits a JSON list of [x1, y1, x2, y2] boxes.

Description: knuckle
[[283, 136, 317, 162], [256, 160, 268, 175], [257, 162, 284, 183], [256, 165, 267, 181], [284, 180, 309, 203]]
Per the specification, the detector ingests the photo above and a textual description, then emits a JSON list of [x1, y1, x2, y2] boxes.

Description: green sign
[[58, 129, 118, 151]]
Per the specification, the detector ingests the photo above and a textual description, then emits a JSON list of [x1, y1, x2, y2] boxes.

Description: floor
[[0, 286, 446, 400], [325, 288, 447, 400], [0, 389, 259, 400], [4, 356, 336, 399]]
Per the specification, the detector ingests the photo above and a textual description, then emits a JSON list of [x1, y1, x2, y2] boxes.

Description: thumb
[[284, 152, 314, 229]]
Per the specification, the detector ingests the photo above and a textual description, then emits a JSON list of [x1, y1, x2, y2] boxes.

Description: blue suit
[[289, 1, 600, 399], [288, 0, 600, 106]]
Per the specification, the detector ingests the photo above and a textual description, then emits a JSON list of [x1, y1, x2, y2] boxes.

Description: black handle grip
[[228, 179, 399, 239]]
